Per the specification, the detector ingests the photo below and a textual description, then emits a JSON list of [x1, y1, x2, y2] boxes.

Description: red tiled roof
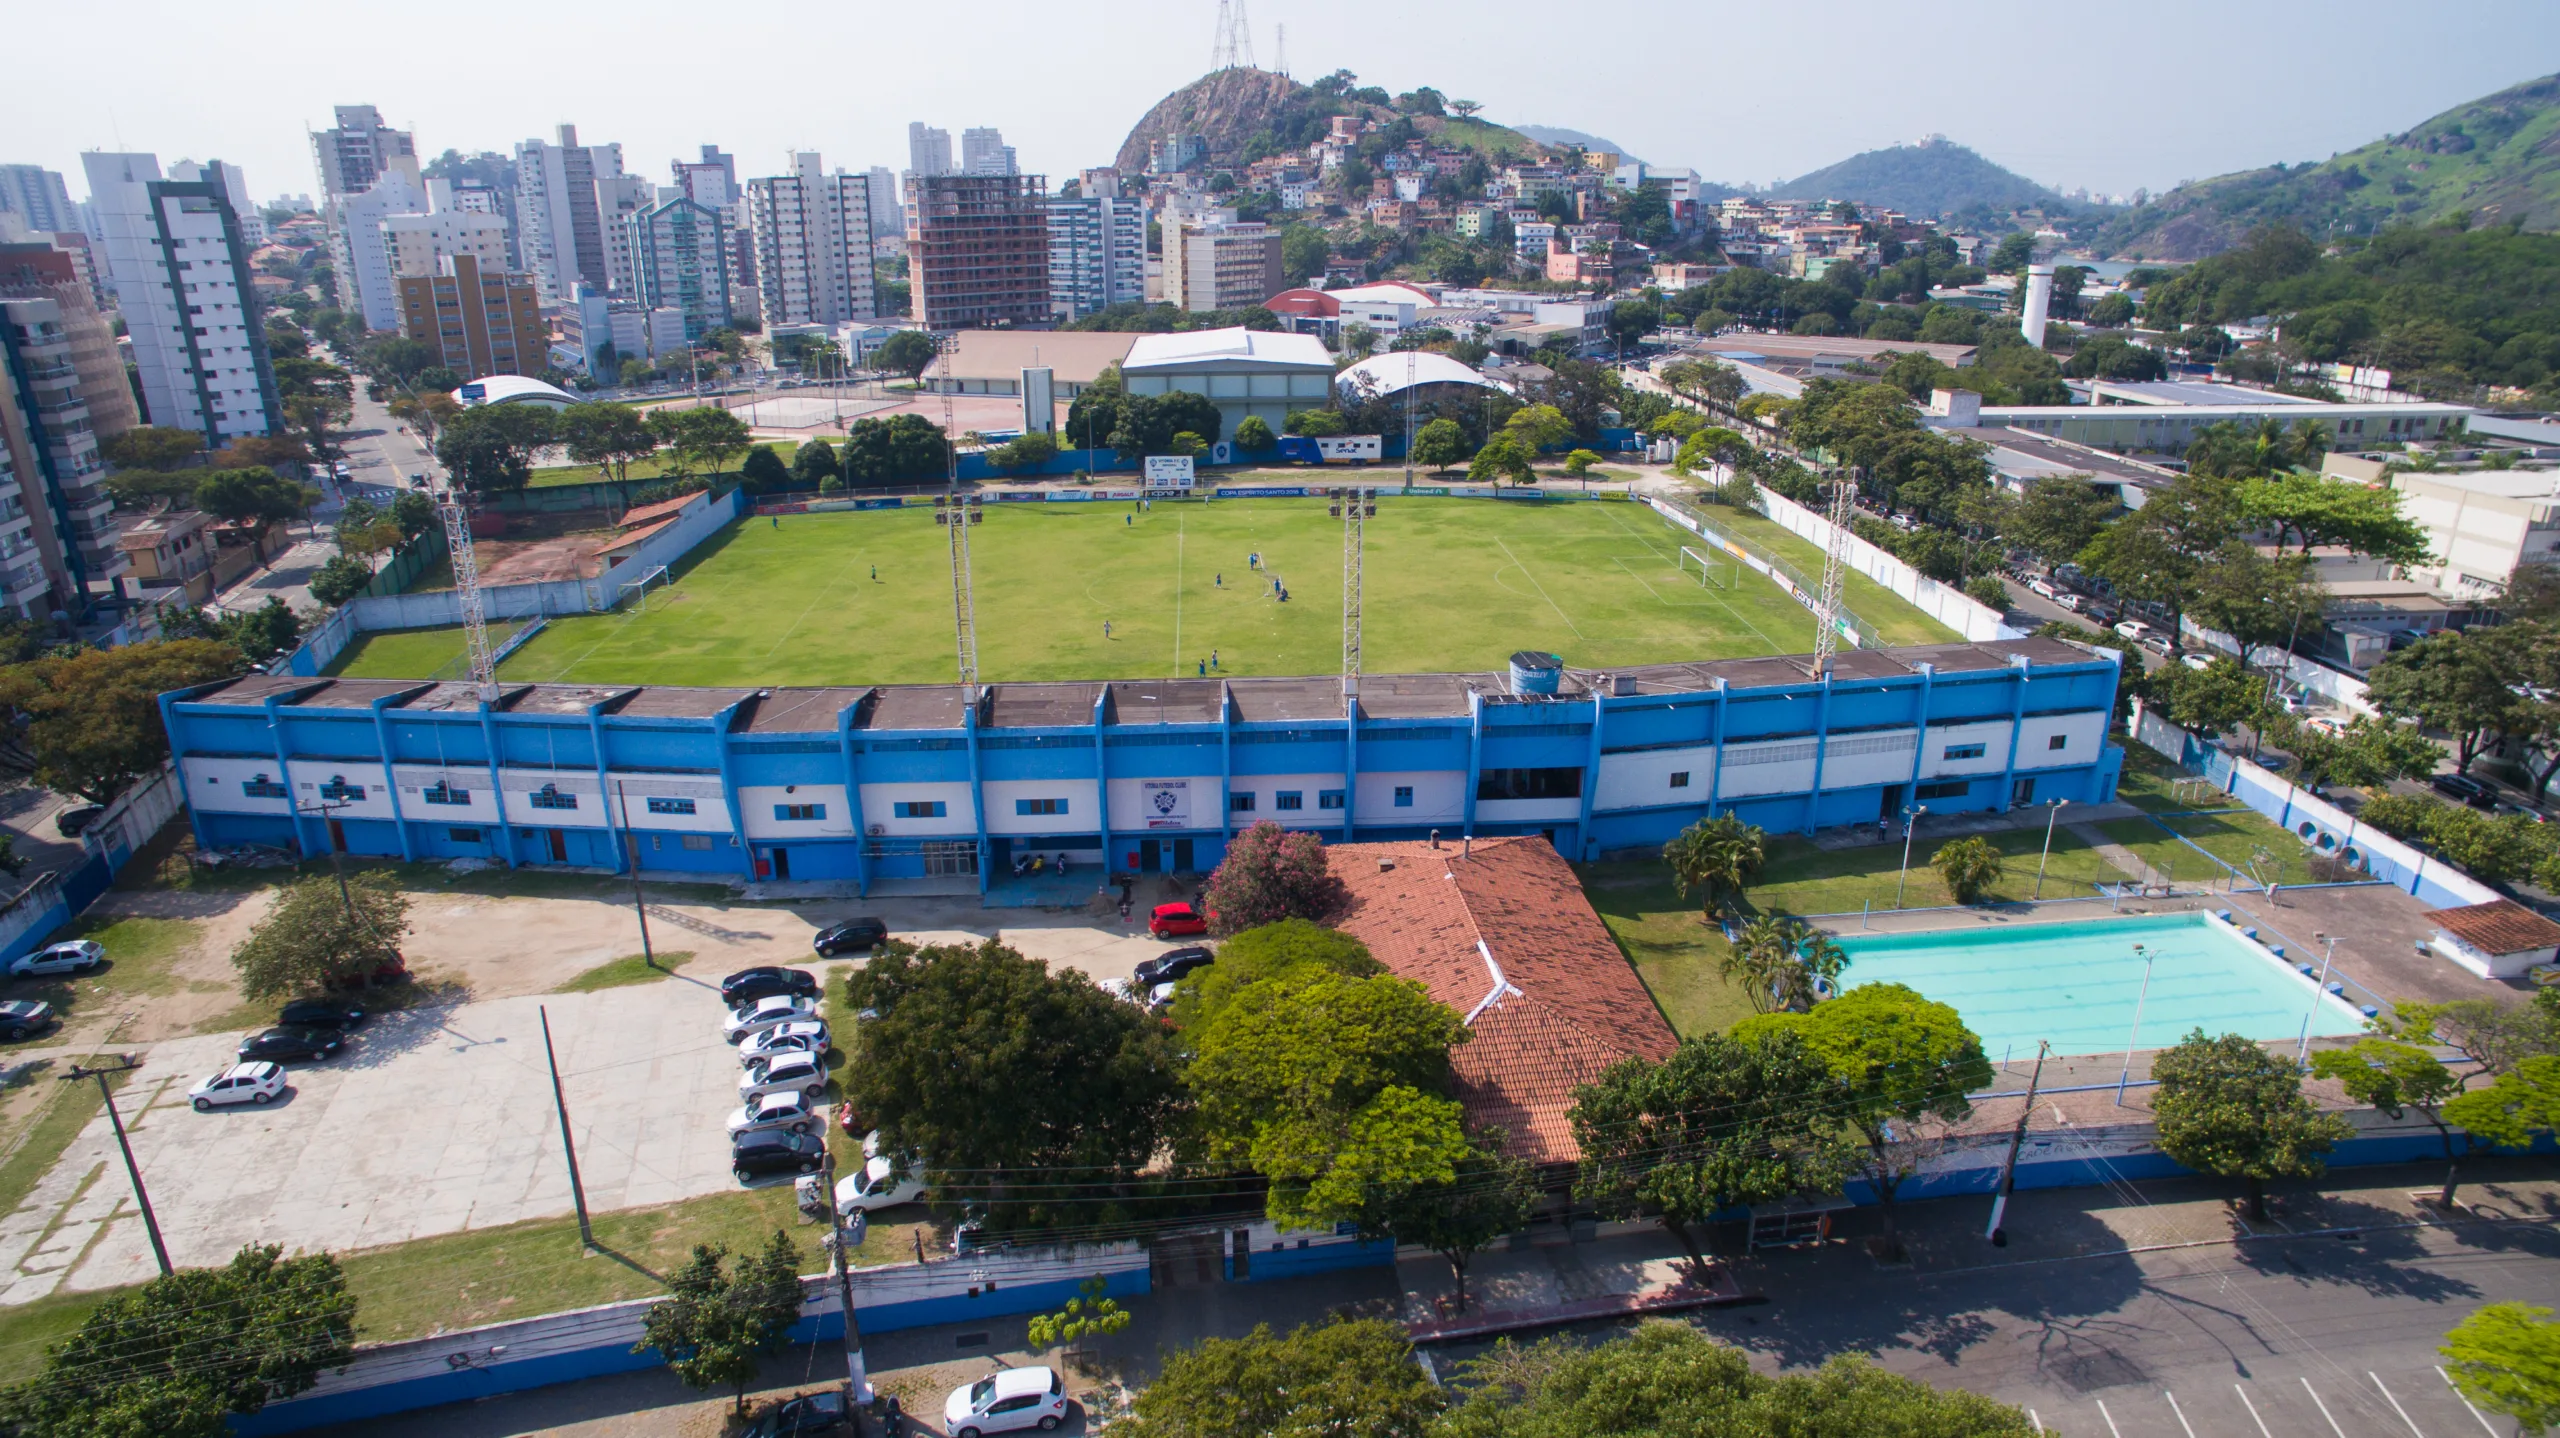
[[592, 517, 672, 557], [617, 493, 699, 530], [1329, 836, 1677, 1164], [2434, 899, 2560, 956]]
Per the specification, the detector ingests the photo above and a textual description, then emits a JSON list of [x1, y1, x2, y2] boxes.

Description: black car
[[278, 999, 367, 1031], [2431, 773, 2497, 808], [1132, 946, 1215, 990], [54, 805, 105, 838], [744, 1391, 848, 1438], [732, 1129, 827, 1183], [721, 966, 820, 1007], [237, 1026, 345, 1063], [812, 919, 889, 957], [0, 1000, 57, 1042]]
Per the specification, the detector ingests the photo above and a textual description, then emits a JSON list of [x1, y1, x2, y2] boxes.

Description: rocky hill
[[1114, 68, 1321, 174], [2094, 72, 2560, 260], [1771, 138, 2062, 219]]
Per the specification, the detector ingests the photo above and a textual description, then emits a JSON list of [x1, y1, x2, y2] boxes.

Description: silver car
[[739, 1020, 831, 1062], [738, 1050, 828, 1103], [727, 1091, 818, 1137], [723, 994, 816, 1044]]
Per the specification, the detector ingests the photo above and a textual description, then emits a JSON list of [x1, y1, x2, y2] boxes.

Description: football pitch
[[326, 497, 1959, 688]]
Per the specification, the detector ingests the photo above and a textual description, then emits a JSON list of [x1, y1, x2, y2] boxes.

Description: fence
[[0, 760, 189, 967], [1752, 484, 2020, 643], [282, 489, 749, 678], [2127, 701, 2501, 911], [2175, 614, 2377, 717], [357, 525, 449, 601]]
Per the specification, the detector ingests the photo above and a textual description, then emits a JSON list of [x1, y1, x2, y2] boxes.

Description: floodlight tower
[[1402, 348, 1416, 492], [1335, 486, 1372, 698], [1812, 470, 1855, 678], [937, 337, 979, 694], [439, 479, 497, 702]]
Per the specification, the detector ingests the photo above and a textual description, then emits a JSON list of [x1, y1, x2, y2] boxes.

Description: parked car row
[[1101, 945, 1216, 1011], [195, 1000, 371, 1111], [724, 966, 834, 1183]]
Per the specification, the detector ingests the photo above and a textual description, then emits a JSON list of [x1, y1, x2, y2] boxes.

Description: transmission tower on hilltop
[[1812, 471, 1855, 678], [1210, 0, 1257, 69]]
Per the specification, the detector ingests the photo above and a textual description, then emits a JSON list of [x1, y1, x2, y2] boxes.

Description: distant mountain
[[2095, 72, 2560, 260], [1513, 126, 1641, 163], [1771, 138, 2063, 219]]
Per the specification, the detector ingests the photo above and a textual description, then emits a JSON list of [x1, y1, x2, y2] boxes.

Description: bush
[[1232, 415, 1276, 450], [1965, 574, 2011, 610], [1932, 835, 2004, 904], [307, 554, 374, 607], [1199, 821, 1346, 934]]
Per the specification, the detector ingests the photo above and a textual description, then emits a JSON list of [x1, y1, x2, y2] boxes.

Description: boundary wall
[[0, 761, 186, 966], [1750, 484, 2020, 643]]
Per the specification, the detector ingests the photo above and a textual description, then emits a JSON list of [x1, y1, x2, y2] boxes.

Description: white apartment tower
[[516, 125, 617, 304], [330, 170, 427, 329], [81, 152, 280, 445], [311, 105, 417, 205], [0, 166, 78, 235], [907, 124, 953, 182], [962, 128, 1018, 177], [746, 153, 873, 327], [1048, 169, 1145, 318]]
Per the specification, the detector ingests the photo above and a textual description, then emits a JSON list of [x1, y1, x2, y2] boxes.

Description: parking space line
[[2304, 1377, 2351, 1438], [2098, 1399, 2124, 1438], [2369, 1373, 2426, 1437], [2236, 1384, 2276, 1438], [2165, 1391, 2199, 1438], [2434, 1365, 2500, 1436]]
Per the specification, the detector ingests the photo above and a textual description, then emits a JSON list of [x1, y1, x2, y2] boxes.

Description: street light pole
[[1894, 805, 1927, 908], [2115, 943, 2155, 1106], [2298, 933, 2341, 1063], [538, 1005, 594, 1249], [2033, 798, 2068, 900], [823, 1151, 874, 1405], [61, 1058, 171, 1276]]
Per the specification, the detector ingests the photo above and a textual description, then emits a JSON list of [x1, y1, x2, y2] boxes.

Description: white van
[[2027, 577, 2061, 601]]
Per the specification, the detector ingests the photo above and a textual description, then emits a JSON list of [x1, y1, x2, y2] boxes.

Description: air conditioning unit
[[866, 824, 886, 837]]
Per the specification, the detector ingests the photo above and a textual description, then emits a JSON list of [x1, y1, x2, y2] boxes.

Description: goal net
[[610, 565, 671, 614], [1676, 546, 1730, 590]]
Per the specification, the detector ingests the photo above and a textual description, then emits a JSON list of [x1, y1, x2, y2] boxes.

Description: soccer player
[[1103, 620, 1113, 639]]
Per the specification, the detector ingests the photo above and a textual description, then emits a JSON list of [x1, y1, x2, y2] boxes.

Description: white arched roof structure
[[1334, 352, 1516, 401], [453, 375, 579, 410]]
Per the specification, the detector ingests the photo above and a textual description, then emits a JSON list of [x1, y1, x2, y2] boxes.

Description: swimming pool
[[1830, 913, 2369, 1060]]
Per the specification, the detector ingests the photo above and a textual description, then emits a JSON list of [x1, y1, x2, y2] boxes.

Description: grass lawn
[[1690, 504, 1943, 647], [1576, 864, 1757, 1037], [525, 443, 801, 490], [32, 915, 201, 1003], [327, 496, 1956, 688], [2115, 743, 2229, 814], [552, 951, 694, 994], [2147, 811, 2324, 888]]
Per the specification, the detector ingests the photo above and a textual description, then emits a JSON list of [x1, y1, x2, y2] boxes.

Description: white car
[[11, 939, 104, 979], [738, 1050, 828, 1103], [836, 1130, 929, 1214], [739, 1020, 830, 1062], [2181, 652, 2215, 671], [946, 1366, 1068, 1437], [723, 994, 816, 1043], [727, 1091, 819, 1137], [2113, 620, 2153, 641], [188, 1061, 285, 1111]]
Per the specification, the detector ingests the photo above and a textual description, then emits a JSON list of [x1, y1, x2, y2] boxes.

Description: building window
[[1942, 743, 1987, 761], [1393, 786, 1414, 807], [776, 803, 825, 821], [1915, 781, 1969, 801], [1319, 790, 1346, 810], [421, 782, 469, 806], [646, 796, 698, 815], [894, 801, 945, 819], [528, 785, 577, 810], [318, 777, 366, 802], [1230, 793, 1256, 813], [2047, 734, 2069, 751], [448, 827, 483, 842], [240, 774, 287, 799], [1014, 798, 1068, 816], [1669, 771, 1691, 789], [682, 833, 715, 851], [1475, 767, 1584, 801], [1275, 791, 1304, 811]]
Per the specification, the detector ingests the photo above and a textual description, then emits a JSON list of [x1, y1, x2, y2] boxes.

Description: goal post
[[611, 565, 670, 613], [1677, 546, 1728, 590]]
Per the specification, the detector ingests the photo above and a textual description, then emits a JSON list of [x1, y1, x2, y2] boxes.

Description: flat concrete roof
[[737, 688, 873, 734]]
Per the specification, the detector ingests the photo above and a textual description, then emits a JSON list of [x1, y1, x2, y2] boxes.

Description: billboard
[[1316, 435, 1384, 463], [1143, 455, 1196, 489]]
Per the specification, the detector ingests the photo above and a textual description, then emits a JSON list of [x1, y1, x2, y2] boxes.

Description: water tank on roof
[[1508, 651, 1562, 696]]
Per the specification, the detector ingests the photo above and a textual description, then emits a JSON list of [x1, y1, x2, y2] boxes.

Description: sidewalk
[[1397, 1226, 1752, 1343]]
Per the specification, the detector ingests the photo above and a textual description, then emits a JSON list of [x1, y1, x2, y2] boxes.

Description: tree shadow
[[2228, 1222, 2482, 1303]]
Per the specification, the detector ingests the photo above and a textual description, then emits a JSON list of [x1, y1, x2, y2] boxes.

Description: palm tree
[[1663, 814, 1767, 920], [1932, 836, 2006, 905], [1722, 915, 1797, 1013]]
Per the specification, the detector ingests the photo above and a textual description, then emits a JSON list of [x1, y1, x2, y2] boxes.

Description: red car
[[1148, 902, 1209, 938]]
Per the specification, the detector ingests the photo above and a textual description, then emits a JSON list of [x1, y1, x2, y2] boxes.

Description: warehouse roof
[[1123, 327, 1334, 371]]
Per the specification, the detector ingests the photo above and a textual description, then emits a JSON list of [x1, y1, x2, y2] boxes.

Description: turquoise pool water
[[1831, 913, 2368, 1060]]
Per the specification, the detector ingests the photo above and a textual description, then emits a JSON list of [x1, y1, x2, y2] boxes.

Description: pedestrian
[[1125, 513, 1132, 527], [771, 514, 778, 529]]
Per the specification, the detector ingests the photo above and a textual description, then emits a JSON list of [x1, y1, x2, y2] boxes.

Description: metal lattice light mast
[[938, 338, 979, 694], [1812, 471, 1854, 678], [441, 488, 496, 701], [1336, 486, 1369, 698], [1402, 348, 1416, 491]]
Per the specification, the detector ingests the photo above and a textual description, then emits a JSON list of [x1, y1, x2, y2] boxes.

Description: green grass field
[[328, 497, 1958, 688]]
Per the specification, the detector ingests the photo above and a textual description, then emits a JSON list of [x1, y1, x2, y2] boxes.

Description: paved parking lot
[[1, 976, 759, 1302]]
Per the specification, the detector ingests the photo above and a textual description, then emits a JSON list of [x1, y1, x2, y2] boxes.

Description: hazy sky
[[11, 0, 2557, 207]]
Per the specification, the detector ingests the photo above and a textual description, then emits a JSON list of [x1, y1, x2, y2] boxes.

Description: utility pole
[[1894, 804, 1927, 907], [824, 1150, 874, 1404], [1985, 1040, 2049, 1247], [538, 1006, 594, 1249], [62, 1058, 171, 1276], [615, 782, 656, 968]]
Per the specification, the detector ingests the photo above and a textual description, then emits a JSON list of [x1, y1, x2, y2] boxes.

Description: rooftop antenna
[[1812, 469, 1853, 678], [936, 336, 979, 694]]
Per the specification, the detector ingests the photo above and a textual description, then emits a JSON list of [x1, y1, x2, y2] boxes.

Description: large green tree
[[555, 402, 658, 484], [1187, 965, 1471, 1229], [230, 871, 412, 998], [646, 406, 753, 477], [435, 403, 556, 494], [1168, 917, 1379, 1029], [842, 940, 1183, 1225], [2008, 476, 2118, 567], [2237, 471, 2432, 563], [632, 1234, 805, 1414], [1364, 1131, 1541, 1313], [1660, 814, 1765, 919], [0, 640, 243, 802], [2151, 1029, 2353, 1220], [9, 1244, 357, 1438], [2077, 470, 2241, 657], [193, 469, 316, 559], [871, 329, 938, 379], [1115, 1320, 1443, 1438], [99, 425, 208, 473], [1570, 1030, 1854, 1271], [2310, 1037, 2470, 1207], [2366, 629, 2534, 773], [2441, 1303, 2560, 1436]]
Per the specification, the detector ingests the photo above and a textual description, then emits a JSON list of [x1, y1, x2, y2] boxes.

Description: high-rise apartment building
[[516, 125, 615, 304], [595, 168, 652, 296], [962, 128, 1018, 177], [1048, 169, 1145, 319], [1163, 216, 1283, 313], [906, 174, 1051, 331], [175, 160, 265, 247], [329, 170, 426, 328], [625, 195, 731, 341], [383, 210, 510, 278], [0, 295, 131, 614], [396, 254, 548, 379], [746, 154, 873, 328], [81, 151, 280, 445], [673, 146, 737, 209], [0, 242, 140, 443], [864, 167, 901, 258], [907, 124, 953, 182], [311, 105, 418, 206], [0, 166, 78, 236]]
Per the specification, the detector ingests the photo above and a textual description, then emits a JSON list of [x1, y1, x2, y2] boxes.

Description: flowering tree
[[1200, 821, 1345, 934]]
